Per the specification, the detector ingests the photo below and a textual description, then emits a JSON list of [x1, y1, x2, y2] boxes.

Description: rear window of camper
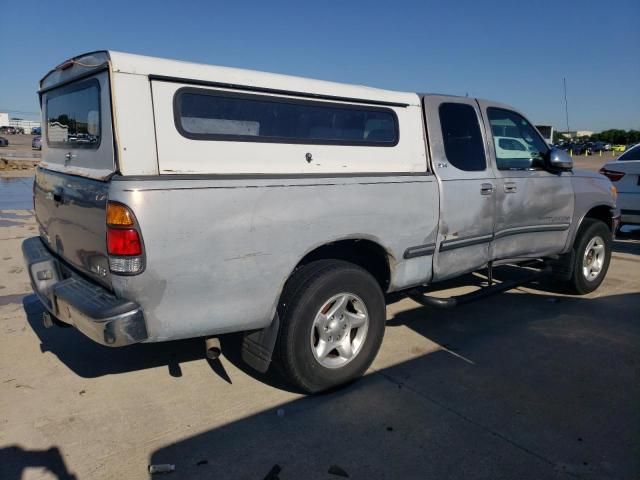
[[46, 79, 101, 148], [174, 88, 398, 146]]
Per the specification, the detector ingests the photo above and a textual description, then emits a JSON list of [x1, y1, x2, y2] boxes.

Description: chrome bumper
[[22, 236, 147, 347]]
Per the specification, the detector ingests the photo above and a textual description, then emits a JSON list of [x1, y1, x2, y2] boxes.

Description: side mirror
[[548, 148, 573, 170]]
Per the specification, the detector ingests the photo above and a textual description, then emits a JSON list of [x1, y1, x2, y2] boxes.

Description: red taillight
[[107, 228, 142, 256], [599, 167, 625, 182]]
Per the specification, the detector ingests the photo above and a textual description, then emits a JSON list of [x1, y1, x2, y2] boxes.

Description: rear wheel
[[275, 260, 386, 393], [565, 219, 612, 294]]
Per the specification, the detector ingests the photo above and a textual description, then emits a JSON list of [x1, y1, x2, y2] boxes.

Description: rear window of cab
[[174, 88, 399, 146], [45, 79, 101, 149]]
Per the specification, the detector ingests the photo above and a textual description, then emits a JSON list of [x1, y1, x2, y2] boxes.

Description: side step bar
[[408, 265, 551, 309]]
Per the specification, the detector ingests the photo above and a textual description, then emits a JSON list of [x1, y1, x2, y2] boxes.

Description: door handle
[[504, 182, 517, 193], [52, 187, 64, 206], [480, 183, 494, 195]]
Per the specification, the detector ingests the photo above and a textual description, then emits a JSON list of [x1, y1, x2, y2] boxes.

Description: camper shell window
[[174, 88, 399, 146], [45, 78, 101, 149]]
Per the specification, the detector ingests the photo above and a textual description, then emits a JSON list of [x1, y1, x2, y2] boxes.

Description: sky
[[0, 0, 638, 132]]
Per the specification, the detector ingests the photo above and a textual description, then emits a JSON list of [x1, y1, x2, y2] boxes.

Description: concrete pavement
[[0, 209, 638, 479]]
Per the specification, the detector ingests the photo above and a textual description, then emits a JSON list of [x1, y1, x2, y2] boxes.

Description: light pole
[[563, 77, 570, 138]]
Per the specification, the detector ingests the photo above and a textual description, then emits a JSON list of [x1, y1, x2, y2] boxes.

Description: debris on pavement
[[148, 463, 175, 474]]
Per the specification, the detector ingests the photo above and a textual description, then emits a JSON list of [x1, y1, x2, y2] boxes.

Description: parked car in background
[[571, 143, 592, 155], [0, 136, 8, 147], [493, 136, 537, 169], [612, 144, 627, 152], [0, 126, 17, 135], [591, 142, 608, 152], [31, 127, 41, 135], [600, 143, 640, 229], [32, 136, 42, 150]]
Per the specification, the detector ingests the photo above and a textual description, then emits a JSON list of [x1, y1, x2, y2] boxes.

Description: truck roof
[[41, 50, 421, 107]]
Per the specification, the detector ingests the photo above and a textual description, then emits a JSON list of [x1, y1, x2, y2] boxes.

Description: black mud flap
[[546, 251, 575, 281], [241, 313, 280, 373]]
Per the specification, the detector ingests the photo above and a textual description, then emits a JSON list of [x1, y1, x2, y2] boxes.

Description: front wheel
[[566, 219, 612, 294], [275, 260, 386, 393]]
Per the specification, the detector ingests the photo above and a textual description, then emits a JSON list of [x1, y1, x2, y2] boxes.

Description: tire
[[275, 259, 386, 393], [566, 219, 612, 294]]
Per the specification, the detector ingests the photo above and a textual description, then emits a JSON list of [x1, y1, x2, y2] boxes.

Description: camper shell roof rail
[[40, 50, 421, 107]]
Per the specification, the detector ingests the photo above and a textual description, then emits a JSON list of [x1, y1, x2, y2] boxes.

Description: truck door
[[423, 95, 495, 281], [477, 101, 575, 261]]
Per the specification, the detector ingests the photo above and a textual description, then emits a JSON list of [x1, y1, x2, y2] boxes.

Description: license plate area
[[29, 259, 62, 312]]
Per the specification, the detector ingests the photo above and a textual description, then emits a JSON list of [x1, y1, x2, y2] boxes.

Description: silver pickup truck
[[23, 51, 619, 392]]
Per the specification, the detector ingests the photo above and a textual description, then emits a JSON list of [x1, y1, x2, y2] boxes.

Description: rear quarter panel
[[108, 176, 439, 341], [603, 160, 640, 214]]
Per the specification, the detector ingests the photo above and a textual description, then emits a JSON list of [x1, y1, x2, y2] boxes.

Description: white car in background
[[600, 144, 640, 228], [493, 136, 539, 169]]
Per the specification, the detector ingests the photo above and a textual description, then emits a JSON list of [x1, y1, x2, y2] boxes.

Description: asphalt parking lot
[[0, 134, 41, 158], [0, 175, 638, 479]]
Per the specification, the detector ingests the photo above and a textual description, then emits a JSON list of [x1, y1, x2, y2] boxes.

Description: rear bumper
[[22, 236, 148, 347]]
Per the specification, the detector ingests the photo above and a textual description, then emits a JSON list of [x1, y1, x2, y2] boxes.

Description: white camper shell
[[40, 51, 426, 178]]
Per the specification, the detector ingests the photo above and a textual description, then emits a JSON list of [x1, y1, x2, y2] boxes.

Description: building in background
[[560, 130, 594, 139], [47, 122, 68, 142], [0, 112, 9, 128], [535, 125, 554, 145], [9, 118, 41, 132]]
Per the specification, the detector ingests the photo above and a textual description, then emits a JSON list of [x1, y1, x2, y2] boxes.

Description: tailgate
[[34, 168, 112, 288], [35, 63, 116, 288]]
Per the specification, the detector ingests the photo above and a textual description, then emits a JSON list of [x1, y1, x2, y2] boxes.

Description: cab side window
[[439, 103, 486, 171], [487, 108, 548, 170]]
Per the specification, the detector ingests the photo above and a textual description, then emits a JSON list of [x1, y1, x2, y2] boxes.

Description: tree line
[[589, 129, 640, 144], [553, 129, 640, 144]]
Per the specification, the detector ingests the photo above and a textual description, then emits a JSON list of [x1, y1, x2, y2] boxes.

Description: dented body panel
[[107, 175, 439, 341], [566, 169, 618, 249]]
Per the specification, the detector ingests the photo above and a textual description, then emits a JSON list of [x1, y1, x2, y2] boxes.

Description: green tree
[[591, 129, 639, 145]]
